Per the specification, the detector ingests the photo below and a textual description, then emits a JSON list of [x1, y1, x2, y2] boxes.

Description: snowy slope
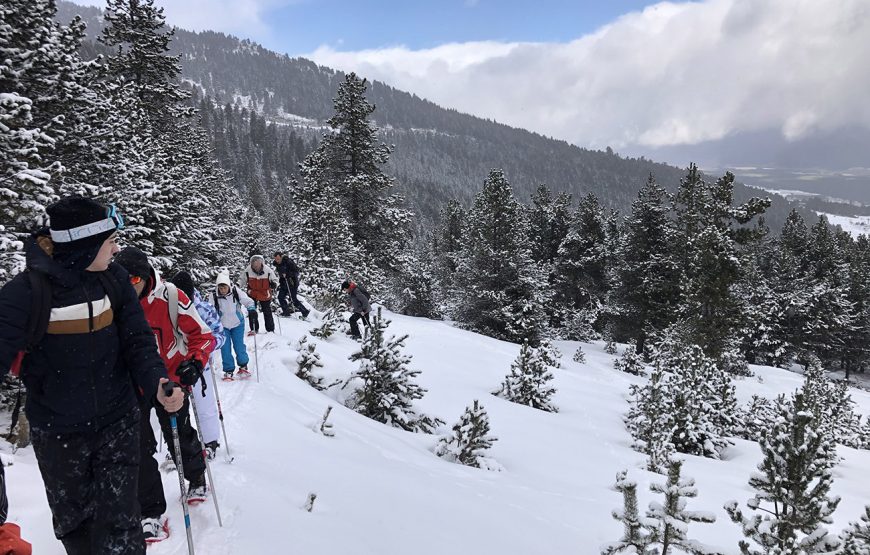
[[8, 307, 870, 554]]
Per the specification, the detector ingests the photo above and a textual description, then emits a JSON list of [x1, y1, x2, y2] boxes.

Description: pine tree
[[602, 471, 650, 555], [311, 307, 342, 340], [302, 72, 411, 274], [394, 245, 439, 319], [454, 169, 547, 344], [644, 458, 719, 555], [572, 346, 586, 364], [672, 165, 769, 358], [431, 198, 465, 302], [735, 395, 777, 442], [725, 393, 841, 554], [614, 341, 645, 376], [610, 175, 680, 354], [348, 308, 442, 432], [626, 362, 676, 473], [840, 506, 870, 555], [801, 363, 858, 455], [553, 193, 609, 334], [493, 340, 558, 412], [294, 335, 326, 390], [435, 400, 498, 469]]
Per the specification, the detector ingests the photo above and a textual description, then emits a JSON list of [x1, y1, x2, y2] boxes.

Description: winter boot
[[142, 516, 169, 543], [205, 440, 219, 460], [187, 475, 208, 505], [222, 370, 234, 382], [237, 365, 252, 379]]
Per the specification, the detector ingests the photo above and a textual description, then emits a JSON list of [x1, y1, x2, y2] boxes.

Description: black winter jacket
[[275, 257, 300, 284], [0, 236, 168, 433]]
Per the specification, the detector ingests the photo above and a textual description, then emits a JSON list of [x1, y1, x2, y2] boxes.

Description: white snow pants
[[190, 364, 221, 445]]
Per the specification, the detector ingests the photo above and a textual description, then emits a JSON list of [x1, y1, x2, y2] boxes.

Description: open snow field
[[8, 307, 870, 554]]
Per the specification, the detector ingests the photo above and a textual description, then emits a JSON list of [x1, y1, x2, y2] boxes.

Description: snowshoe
[[186, 480, 208, 505], [236, 365, 252, 379], [222, 371, 234, 382], [246, 330, 256, 337], [142, 516, 169, 544], [205, 441, 219, 461]]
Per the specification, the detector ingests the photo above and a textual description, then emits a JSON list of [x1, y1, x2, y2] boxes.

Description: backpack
[[8, 269, 121, 440], [211, 286, 241, 317], [165, 282, 189, 357], [10, 270, 120, 377], [356, 283, 372, 301]]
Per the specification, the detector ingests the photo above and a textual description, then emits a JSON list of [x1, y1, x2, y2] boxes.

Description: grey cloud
[[307, 0, 870, 149]]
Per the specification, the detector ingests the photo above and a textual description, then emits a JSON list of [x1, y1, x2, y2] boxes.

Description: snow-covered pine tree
[[626, 362, 675, 473], [644, 458, 719, 555], [672, 165, 769, 359], [614, 341, 645, 376], [802, 362, 858, 454], [493, 340, 558, 412], [538, 339, 562, 369], [99, 0, 231, 272], [609, 175, 680, 355], [435, 400, 497, 469], [605, 339, 618, 355], [602, 470, 650, 555], [394, 245, 440, 319], [311, 307, 341, 340], [294, 335, 326, 390], [0, 0, 67, 280], [572, 346, 586, 364], [840, 506, 870, 555], [553, 193, 609, 335], [431, 198, 465, 310], [303, 72, 411, 276], [725, 393, 841, 554], [718, 342, 752, 377], [453, 169, 547, 344], [289, 151, 367, 308], [347, 308, 442, 432], [735, 395, 777, 442]]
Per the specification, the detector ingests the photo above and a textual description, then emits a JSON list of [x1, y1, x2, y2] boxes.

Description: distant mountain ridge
[[56, 0, 801, 231]]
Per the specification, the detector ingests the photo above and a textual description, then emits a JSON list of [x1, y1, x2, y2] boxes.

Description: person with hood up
[[211, 271, 255, 380], [240, 254, 278, 334]]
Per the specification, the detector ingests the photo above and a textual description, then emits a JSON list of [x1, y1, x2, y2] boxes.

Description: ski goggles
[[50, 203, 126, 243]]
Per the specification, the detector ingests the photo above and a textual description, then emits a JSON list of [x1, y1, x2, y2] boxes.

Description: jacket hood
[[215, 271, 232, 288], [25, 231, 86, 288]]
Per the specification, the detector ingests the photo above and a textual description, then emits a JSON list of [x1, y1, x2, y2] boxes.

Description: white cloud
[[306, 0, 870, 149], [66, 0, 295, 42]]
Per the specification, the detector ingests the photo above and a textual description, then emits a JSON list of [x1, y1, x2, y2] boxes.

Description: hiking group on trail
[[0, 195, 373, 554]]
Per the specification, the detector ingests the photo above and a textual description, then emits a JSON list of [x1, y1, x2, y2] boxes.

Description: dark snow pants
[[31, 410, 144, 555], [247, 300, 275, 332], [154, 394, 206, 485], [349, 312, 371, 337], [137, 400, 165, 520], [279, 278, 309, 316]]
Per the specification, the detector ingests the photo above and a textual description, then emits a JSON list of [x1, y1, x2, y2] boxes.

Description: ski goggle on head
[[50, 203, 125, 244]]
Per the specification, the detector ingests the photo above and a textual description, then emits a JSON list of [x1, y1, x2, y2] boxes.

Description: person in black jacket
[[0, 197, 183, 555], [273, 252, 310, 317]]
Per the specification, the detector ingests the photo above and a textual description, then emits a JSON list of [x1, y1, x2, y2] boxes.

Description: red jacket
[[140, 268, 214, 382]]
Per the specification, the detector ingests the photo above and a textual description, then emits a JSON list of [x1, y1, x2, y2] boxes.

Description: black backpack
[[212, 286, 241, 317], [9, 269, 121, 437], [356, 283, 372, 300]]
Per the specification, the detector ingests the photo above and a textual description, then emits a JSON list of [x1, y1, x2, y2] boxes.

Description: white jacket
[[212, 272, 255, 330]]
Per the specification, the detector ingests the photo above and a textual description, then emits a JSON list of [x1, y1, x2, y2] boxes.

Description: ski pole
[[253, 331, 260, 383], [163, 382, 195, 555], [208, 354, 233, 463], [187, 385, 223, 527], [276, 310, 283, 335]]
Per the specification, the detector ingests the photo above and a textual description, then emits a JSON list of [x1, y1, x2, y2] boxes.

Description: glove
[[269, 282, 276, 290], [176, 358, 204, 387]]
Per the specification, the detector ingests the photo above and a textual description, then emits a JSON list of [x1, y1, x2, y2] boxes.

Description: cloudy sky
[[68, 0, 870, 168]]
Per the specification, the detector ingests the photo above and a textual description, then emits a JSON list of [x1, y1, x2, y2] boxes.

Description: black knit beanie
[[47, 196, 116, 253], [170, 270, 196, 300], [114, 247, 151, 280]]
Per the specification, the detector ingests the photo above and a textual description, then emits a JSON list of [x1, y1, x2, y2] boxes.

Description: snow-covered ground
[[819, 212, 870, 237], [7, 307, 870, 554]]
